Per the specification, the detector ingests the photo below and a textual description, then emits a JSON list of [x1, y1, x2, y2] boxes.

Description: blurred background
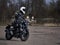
[[0, 0, 60, 26]]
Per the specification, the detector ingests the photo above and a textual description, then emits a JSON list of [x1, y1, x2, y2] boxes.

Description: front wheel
[[20, 30, 29, 41], [5, 33, 12, 40]]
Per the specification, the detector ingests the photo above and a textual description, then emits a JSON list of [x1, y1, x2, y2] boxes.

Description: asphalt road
[[0, 26, 60, 45]]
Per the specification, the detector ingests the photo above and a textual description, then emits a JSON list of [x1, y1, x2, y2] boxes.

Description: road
[[0, 26, 60, 45]]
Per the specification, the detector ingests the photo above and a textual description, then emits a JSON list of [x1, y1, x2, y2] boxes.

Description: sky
[[46, 0, 57, 4], [11, 0, 57, 4], [8, 0, 57, 6], [46, 0, 51, 4]]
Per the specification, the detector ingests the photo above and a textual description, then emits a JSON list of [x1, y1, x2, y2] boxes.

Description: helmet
[[20, 6, 26, 15]]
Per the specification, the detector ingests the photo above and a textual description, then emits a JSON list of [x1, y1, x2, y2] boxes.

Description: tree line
[[32, 0, 60, 23], [0, 0, 60, 25]]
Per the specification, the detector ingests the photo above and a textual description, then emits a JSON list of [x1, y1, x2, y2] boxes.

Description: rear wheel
[[5, 33, 12, 40]]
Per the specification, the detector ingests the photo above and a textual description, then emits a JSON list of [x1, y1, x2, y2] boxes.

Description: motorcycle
[[5, 21, 29, 41]]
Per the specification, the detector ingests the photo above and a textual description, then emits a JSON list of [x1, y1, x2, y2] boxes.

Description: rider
[[15, 6, 26, 24], [12, 6, 27, 31]]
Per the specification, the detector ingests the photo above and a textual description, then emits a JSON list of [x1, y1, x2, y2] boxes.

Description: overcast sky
[[46, 0, 57, 4], [9, 0, 57, 5]]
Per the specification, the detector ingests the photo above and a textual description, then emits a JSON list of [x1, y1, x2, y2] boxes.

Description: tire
[[5, 33, 12, 40], [20, 30, 29, 41]]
